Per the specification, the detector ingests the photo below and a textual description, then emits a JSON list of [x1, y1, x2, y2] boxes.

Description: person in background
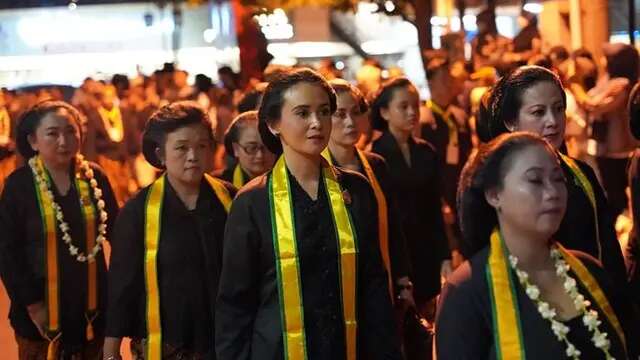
[[216, 110, 275, 188], [588, 43, 640, 220], [370, 77, 450, 321], [422, 58, 473, 257], [625, 82, 640, 308]]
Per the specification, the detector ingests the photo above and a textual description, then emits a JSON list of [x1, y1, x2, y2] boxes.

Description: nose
[[58, 133, 67, 147], [407, 105, 418, 117], [544, 180, 564, 202], [309, 112, 323, 129], [186, 147, 197, 162], [544, 110, 561, 129]]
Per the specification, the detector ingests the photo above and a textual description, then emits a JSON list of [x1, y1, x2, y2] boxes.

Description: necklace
[[29, 155, 108, 263], [509, 245, 615, 359]]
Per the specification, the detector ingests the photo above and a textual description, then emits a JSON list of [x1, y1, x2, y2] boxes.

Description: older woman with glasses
[[216, 111, 275, 188]]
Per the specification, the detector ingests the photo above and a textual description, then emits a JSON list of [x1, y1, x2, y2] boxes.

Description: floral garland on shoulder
[[509, 245, 615, 359], [29, 154, 108, 263]]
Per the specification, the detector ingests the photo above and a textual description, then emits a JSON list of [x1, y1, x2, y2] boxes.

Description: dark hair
[[16, 100, 85, 159], [258, 68, 337, 155], [237, 84, 266, 113], [629, 82, 640, 140], [527, 54, 552, 70], [224, 111, 259, 157], [604, 43, 639, 84], [572, 48, 594, 61], [457, 132, 558, 257], [487, 65, 566, 140], [142, 101, 214, 169], [370, 77, 418, 131], [475, 89, 494, 143], [329, 78, 369, 114]]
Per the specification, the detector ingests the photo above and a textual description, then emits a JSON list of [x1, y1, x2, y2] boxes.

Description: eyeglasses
[[237, 143, 267, 155]]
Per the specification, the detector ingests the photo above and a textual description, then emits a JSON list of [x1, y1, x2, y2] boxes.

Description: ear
[[484, 187, 501, 210], [27, 133, 38, 152], [380, 107, 391, 122], [267, 122, 280, 136]]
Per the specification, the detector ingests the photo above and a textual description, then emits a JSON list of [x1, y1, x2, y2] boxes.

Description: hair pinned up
[[487, 65, 565, 140], [16, 100, 85, 159], [257, 68, 336, 155]]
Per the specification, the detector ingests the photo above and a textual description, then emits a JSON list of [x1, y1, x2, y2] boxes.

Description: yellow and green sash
[[487, 228, 626, 359], [269, 156, 358, 360], [427, 100, 458, 150], [558, 153, 601, 260], [322, 148, 393, 301], [32, 156, 98, 359], [143, 174, 232, 359], [233, 165, 246, 189]]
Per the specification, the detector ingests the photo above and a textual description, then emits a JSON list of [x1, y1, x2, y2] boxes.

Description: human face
[[490, 144, 567, 240], [381, 86, 420, 134], [329, 91, 366, 148], [513, 81, 566, 149], [271, 82, 333, 157], [232, 124, 274, 178], [28, 108, 80, 169], [161, 123, 213, 187]]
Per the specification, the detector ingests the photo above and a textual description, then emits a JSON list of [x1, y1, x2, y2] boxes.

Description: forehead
[[504, 144, 558, 175], [520, 81, 563, 105], [390, 85, 419, 101], [283, 82, 330, 107], [38, 108, 79, 128], [165, 123, 211, 141], [336, 91, 358, 106]]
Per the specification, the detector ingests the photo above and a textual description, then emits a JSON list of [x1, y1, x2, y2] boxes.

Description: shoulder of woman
[[446, 247, 491, 290], [232, 173, 269, 204], [336, 166, 371, 190], [3, 165, 33, 190], [210, 177, 238, 198]]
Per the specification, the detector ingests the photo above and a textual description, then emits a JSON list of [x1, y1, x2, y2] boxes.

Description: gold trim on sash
[[233, 165, 245, 189], [144, 175, 232, 359], [488, 228, 626, 359], [558, 153, 601, 260], [556, 244, 626, 352], [76, 177, 98, 341], [269, 156, 357, 360], [97, 106, 124, 143], [322, 148, 393, 301], [427, 100, 458, 148], [204, 174, 233, 213], [487, 229, 525, 359], [144, 176, 165, 360]]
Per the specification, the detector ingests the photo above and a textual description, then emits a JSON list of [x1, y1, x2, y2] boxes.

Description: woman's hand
[[26, 302, 47, 338]]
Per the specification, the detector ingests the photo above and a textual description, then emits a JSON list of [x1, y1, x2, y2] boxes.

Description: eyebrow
[[292, 103, 330, 111]]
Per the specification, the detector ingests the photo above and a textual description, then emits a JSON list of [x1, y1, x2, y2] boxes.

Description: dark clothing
[[15, 334, 103, 360], [596, 156, 630, 220], [215, 165, 401, 360], [0, 163, 118, 354], [80, 104, 137, 162], [420, 105, 472, 210], [436, 247, 637, 359], [557, 156, 627, 289], [371, 131, 449, 303], [627, 150, 640, 306], [327, 150, 410, 286], [105, 177, 235, 356]]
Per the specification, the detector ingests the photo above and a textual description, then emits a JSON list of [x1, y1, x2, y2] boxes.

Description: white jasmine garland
[[509, 246, 615, 360], [29, 155, 108, 263]]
